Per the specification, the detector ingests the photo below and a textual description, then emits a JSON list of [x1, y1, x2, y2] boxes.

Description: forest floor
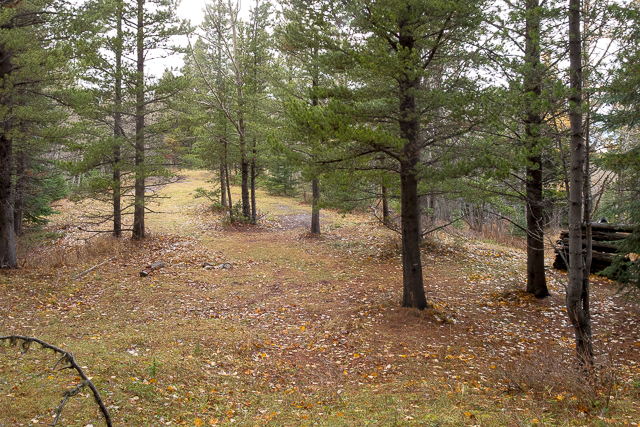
[[1, 169, 639, 427]]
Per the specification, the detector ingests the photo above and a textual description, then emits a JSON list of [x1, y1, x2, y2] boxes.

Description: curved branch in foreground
[[0, 335, 112, 427]]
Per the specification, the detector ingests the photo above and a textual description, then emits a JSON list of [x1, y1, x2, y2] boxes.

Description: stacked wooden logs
[[553, 223, 634, 273]]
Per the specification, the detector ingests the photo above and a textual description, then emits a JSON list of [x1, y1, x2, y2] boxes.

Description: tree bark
[[0, 41, 17, 268], [0, 131, 16, 268], [567, 0, 593, 367], [112, 0, 124, 238], [240, 152, 250, 219], [132, 0, 145, 240], [524, 0, 550, 298], [251, 137, 257, 222], [381, 185, 390, 224], [398, 50, 429, 309], [228, 0, 250, 220], [311, 178, 320, 234], [13, 145, 25, 238], [400, 157, 428, 310], [224, 140, 233, 219], [220, 161, 227, 207]]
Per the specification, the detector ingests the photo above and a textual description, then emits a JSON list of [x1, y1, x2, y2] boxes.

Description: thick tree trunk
[[311, 178, 320, 234], [0, 42, 17, 268], [13, 146, 26, 237], [400, 158, 428, 309], [525, 158, 549, 297], [567, 0, 593, 367], [112, 0, 124, 238], [0, 131, 16, 268], [524, 0, 549, 298], [132, 0, 145, 240], [398, 64, 429, 309]]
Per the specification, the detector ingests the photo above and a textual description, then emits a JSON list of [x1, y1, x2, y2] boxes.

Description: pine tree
[[598, 2, 640, 295], [0, 1, 78, 268], [190, 0, 273, 223], [285, 0, 487, 309], [68, 0, 187, 240], [567, 0, 593, 367]]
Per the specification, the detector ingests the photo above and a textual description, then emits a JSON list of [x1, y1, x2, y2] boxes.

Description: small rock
[[151, 260, 166, 270], [205, 262, 232, 270], [140, 260, 166, 277]]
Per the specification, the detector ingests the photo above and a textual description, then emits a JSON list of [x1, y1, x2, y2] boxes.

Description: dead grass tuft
[[464, 222, 527, 251], [495, 344, 617, 413], [18, 234, 129, 270]]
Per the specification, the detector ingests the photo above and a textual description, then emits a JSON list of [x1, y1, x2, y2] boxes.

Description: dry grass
[[1, 169, 639, 427], [496, 344, 617, 411], [17, 234, 129, 270]]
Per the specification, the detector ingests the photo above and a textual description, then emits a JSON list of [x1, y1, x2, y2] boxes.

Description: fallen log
[[553, 249, 615, 272], [140, 260, 166, 277], [557, 238, 619, 254]]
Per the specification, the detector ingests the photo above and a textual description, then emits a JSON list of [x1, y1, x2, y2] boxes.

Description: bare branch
[[0, 336, 112, 427]]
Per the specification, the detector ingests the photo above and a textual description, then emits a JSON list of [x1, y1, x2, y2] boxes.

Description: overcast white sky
[[151, 0, 252, 77], [177, 0, 209, 27]]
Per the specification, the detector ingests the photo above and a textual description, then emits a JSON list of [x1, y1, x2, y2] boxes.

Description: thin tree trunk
[[567, 0, 593, 367], [241, 153, 250, 219], [132, 0, 145, 240], [310, 66, 322, 235], [428, 194, 435, 222], [224, 140, 233, 219], [13, 145, 25, 238], [524, 0, 550, 298], [311, 178, 320, 234], [583, 97, 593, 349], [220, 161, 227, 207], [382, 185, 390, 224], [113, 0, 124, 238], [582, 1, 593, 354], [228, 0, 250, 220], [251, 137, 257, 222]]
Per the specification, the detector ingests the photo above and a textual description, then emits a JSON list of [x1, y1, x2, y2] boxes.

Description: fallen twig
[[0, 335, 112, 427], [72, 256, 117, 280]]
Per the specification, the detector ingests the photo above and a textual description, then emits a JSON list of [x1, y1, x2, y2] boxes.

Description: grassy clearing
[[1, 169, 640, 427]]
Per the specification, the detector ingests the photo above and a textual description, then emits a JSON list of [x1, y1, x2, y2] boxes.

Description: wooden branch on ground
[[0, 335, 112, 427], [72, 256, 117, 280]]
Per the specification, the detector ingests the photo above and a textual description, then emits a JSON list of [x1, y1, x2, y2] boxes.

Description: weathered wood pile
[[553, 223, 634, 273]]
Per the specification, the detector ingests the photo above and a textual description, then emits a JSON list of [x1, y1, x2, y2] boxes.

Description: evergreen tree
[[1, 0, 78, 267], [567, 0, 593, 367], [286, 0, 487, 309], [189, 0, 273, 223], [599, 2, 640, 294], [277, 0, 334, 234], [68, 0, 187, 240]]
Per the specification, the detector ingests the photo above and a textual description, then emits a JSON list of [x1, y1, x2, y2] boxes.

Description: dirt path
[[1, 171, 639, 427]]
